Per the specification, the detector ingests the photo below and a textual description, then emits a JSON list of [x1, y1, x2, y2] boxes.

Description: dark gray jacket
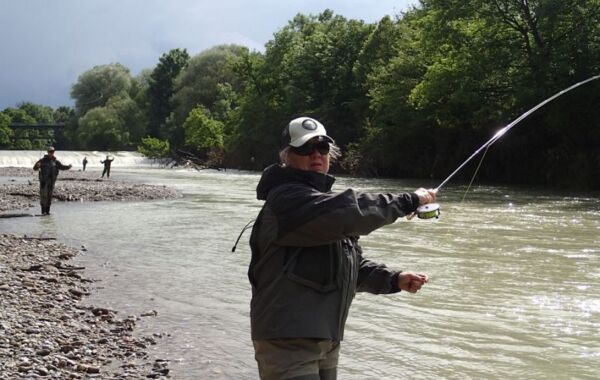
[[249, 164, 420, 341], [33, 155, 70, 185]]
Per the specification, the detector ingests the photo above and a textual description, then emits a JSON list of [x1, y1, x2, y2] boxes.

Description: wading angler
[[248, 116, 437, 380], [32, 147, 72, 215]]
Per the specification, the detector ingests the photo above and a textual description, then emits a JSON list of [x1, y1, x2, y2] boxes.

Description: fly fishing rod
[[416, 74, 600, 219]]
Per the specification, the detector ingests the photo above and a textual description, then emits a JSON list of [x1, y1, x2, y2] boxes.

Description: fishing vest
[[38, 158, 58, 183]]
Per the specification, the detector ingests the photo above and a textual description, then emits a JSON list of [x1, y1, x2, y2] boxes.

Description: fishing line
[[461, 144, 490, 202], [415, 74, 600, 219], [231, 219, 255, 252]]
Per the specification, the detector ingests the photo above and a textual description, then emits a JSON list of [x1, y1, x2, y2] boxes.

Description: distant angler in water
[[33, 147, 72, 215], [101, 155, 114, 178]]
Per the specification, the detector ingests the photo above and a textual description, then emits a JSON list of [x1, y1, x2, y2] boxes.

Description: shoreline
[[0, 167, 177, 378], [0, 167, 178, 214]]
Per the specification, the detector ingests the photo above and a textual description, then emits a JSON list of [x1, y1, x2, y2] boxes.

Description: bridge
[[6, 123, 67, 147], [9, 123, 65, 130]]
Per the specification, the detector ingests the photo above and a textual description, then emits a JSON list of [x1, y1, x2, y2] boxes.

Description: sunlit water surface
[[2, 168, 599, 379]]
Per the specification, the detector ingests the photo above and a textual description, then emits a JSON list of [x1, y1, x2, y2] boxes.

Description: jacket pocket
[[284, 245, 338, 293]]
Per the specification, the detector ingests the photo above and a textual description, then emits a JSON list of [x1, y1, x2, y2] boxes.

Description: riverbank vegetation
[[2, 1, 599, 188]]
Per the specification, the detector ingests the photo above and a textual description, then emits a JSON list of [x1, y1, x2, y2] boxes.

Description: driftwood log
[[0, 213, 32, 218], [22, 236, 57, 241], [167, 149, 224, 171]]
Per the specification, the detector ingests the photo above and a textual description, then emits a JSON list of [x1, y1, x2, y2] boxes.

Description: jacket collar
[[256, 164, 335, 200]]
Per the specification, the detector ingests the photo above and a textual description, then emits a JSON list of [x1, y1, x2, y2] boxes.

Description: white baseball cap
[[282, 117, 334, 148]]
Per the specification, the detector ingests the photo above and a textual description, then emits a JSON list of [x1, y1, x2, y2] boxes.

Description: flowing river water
[[1, 159, 600, 379]]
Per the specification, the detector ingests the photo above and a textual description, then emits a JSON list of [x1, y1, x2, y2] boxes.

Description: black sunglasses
[[291, 141, 330, 156]]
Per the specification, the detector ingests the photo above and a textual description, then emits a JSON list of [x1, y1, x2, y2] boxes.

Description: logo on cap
[[302, 119, 318, 130]]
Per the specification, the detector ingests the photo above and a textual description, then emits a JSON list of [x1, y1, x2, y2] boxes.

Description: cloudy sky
[[0, 0, 417, 109]]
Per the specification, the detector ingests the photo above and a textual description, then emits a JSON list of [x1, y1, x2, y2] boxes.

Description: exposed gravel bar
[[0, 167, 177, 213], [0, 234, 170, 379], [0, 167, 176, 378]]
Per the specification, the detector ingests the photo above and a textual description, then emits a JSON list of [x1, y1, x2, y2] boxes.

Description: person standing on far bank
[[100, 155, 114, 178], [33, 147, 72, 215], [248, 117, 436, 380], [82, 156, 88, 171]]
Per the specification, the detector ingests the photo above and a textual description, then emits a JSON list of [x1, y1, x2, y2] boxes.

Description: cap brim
[[289, 133, 334, 147]]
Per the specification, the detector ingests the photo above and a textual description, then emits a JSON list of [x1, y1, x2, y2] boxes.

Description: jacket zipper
[[337, 239, 355, 339]]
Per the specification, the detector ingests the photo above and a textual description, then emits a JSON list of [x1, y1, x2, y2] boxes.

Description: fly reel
[[416, 203, 440, 219]]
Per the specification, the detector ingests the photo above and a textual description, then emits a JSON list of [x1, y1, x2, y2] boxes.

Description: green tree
[[0, 113, 13, 148], [183, 106, 225, 155], [78, 106, 127, 150], [225, 49, 276, 168], [53, 106, 75, 123], [264, 11, 372, 146], [169, 45, 247, 148], [1, 108, 49, 149], [18, 102, 55, 123], [12, 138, 33, 150], [105, 94, 147, 146], [74, 92, 147, 151], [2, 104, 60, 149], [229, 10, 373, 168], [51, 106, 76, 150], [137, 136, 171, 159], [71, 63, 132, 116], [2, 108, 36, 124], [55, 106, 82, 149], [131, 69, 152, 121], [69, 63, 152, 149], [407, 0, 600, 186], [147, 48, 190, 139]]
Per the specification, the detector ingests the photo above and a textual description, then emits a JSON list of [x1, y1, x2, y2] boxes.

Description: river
[[1, 158, 599, 379]]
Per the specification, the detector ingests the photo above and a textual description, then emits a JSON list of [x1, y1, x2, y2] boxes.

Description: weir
[[0, 150, 155, 168]]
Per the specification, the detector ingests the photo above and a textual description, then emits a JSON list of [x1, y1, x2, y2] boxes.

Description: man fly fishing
[[33, 147, 72, 215], [101, 155, 114, 178]]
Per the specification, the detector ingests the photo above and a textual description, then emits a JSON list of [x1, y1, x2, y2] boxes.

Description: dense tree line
[[0, 102, 73, 150], [2, 1, 599, 188]]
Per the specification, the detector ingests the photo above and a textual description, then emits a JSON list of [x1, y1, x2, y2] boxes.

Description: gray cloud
[[0, 0, 415, 109]]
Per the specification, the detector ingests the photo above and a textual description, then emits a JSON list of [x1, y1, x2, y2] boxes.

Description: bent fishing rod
[[415, 74, 600, 220]]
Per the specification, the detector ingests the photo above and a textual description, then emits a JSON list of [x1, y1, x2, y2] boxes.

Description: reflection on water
[[1, 168, 599, 379]]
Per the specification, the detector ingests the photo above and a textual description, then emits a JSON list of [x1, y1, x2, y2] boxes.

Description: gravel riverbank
[[0, 167, 177, 378], [0, 167, 177, 213], [0, 234, 169, 379]]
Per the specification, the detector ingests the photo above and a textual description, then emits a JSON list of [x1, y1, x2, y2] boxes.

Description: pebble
[[140, 310, 158, 317], [0, 167, 178, 213], [0, 234, 170, 379], [0, 168, 176, 378]]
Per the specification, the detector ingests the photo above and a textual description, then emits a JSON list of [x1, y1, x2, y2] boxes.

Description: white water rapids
[[0, 150, 155, 168]]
